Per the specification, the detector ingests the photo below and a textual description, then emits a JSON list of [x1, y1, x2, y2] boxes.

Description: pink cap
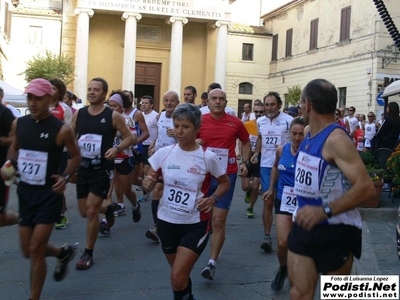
[[24, 78, 53, 97]]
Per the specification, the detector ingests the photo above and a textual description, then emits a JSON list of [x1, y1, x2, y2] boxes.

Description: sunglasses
[[348, 110, 354, 112], [335, 113, 340, 115], [368, 116, 374, 118], [254, 110, 265, 113]]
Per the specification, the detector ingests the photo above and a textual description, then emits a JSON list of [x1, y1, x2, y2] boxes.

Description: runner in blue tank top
[[286, 79, 375, 300], [263, 116, 305, 292]]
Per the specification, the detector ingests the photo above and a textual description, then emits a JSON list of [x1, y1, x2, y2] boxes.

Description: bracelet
[[211, 194, 221, 203], [115, 146, 121, 152], [62, 174, 70, 183]]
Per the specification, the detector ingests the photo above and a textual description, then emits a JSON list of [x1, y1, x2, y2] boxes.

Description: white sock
[[102, 218, 107, 223], [132, 203, 138, 210], [118, 203, 125, 209], [208, 259, 216, 267]]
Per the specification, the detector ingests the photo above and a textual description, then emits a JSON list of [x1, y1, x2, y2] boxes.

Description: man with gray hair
[[145, 90, 179, 242]]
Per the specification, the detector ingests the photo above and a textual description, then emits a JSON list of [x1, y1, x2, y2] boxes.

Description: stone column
[[213, 21, 230, 90], [121, 13, 142, 92], [74, 8, 94, 103], [167, 17, 188, 94]]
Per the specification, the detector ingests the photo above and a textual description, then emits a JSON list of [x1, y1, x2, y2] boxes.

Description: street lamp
[[382, 43, 399, 69]]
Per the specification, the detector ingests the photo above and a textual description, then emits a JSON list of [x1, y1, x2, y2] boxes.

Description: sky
[[230, 0, 292, 25]]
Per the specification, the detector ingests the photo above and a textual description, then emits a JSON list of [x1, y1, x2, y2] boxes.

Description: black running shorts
[[17, 185, 63, 226], [76, 168, 111, 200], [288, 222, 362, 273], [157, 219, 211, 256]]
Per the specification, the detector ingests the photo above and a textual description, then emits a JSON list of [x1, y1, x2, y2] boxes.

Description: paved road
[[0, 179, 398, 300]]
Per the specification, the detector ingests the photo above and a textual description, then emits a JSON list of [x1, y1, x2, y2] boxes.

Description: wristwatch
[[322, 201, 333, 218], [211, 194, 221, 203], [241, 160, 249, 167]]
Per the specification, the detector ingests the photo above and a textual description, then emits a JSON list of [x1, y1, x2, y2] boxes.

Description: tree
[[286, 85, 302, 106], [20, 50, 74, 85]]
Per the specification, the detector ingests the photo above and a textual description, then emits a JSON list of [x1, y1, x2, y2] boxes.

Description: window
[[271, 34, 278, 61], [340, 6, 351, 42], [239, 82, 253, 95], [4, 2, 11, 39], [29, 26, 42, 45], [242, 43, 254, 61], [285, 28, 293, 57], [338, 87, 347, 108], [309, 19, 318, 50]]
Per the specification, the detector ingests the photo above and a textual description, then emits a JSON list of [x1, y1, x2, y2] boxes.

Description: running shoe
[[145, 226, 159, 242], [260, 235, 273, 253], [53, 243, 77, 281], [55, 216, 68, 230], [200, 263, 216, 280], [246, 207, 254, 218], [105, 202, 118, 228], [114, 206, 126, 217], [100, 221, 110, 235], [132, 203, 142, 223], [244, 187, 252, 203], [143, 191, 151, 201], [137, 196, 145, 202], [76, 253, 94, 270], [271, 266, 287, 291]]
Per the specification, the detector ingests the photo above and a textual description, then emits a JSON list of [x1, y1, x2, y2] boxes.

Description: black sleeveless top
[[17, 114, 64, 188], [76, 106, 116, 170]]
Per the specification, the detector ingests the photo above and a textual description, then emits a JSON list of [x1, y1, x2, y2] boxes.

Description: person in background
[[183, 86, 197, 104], [363, 111, 377, 151], [63, 90, 77, 114], [0, 87, 22, 118], [0, 92, 17, 228], [137, 95, 158, 202], [374, 102, 400, 150], [103, 92, 141, 233], [334, 109, 346, 128], [241, 103, 255, 123], [49, 78, 73, 230], [345, 106, 358, 137], [287, 107, 298, 118], [198, 88, 250, 281], [252, 92, 293, 253], [242, 102, 265, 219], [263, 116, 305, 292], [199, 92, 208, 108], [145, 90, 180, 242]]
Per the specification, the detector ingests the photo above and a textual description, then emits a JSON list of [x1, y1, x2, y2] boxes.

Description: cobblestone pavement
[[0, 180, 398, 300]]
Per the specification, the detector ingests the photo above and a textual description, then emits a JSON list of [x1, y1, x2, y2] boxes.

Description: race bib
[[164, 176, 197, 215], [280, 186, 297, 213], [356, 142, 363, 151], [262, 131, 281, 149], [207, 147, 228, 171], [294, 151, 321, 198], [18, 149, 48, 186], [249, 135, 258, 152], [364, 138, 371, 148], [78, 134, 102, 159]]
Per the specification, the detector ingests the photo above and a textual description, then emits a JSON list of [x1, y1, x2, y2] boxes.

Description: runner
[[142, 103, 229, 300]]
